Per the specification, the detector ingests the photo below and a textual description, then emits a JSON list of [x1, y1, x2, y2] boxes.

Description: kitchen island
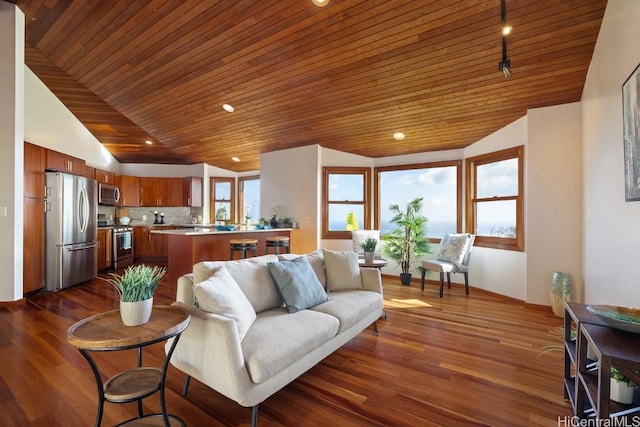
[[151, 228, 292, 283]]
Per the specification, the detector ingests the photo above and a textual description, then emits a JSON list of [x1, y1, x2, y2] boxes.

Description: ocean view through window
[[376, 162, 461, 240]]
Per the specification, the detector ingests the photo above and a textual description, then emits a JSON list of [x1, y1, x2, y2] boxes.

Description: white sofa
[[165, 250, 384, 426]]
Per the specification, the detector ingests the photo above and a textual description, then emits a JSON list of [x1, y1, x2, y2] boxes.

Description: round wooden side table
[[67, 305, 190, 427]]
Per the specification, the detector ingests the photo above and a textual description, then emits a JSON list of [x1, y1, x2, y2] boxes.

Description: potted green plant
[[105, 264, 166, 326], [361, 237, 378, 263], [610, 366, 637, 404], [382, 197, 431, 285]]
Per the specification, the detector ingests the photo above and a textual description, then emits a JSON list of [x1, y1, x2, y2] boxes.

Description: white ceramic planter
[[120, 298, 153, 326], [610, 378, 635, 404], [364, 251, 375, 263]]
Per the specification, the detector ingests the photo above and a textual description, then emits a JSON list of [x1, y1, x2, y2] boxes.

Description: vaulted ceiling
[[10, 0, 608, 172]]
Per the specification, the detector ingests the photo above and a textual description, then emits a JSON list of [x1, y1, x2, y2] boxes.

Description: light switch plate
[[0, 206, 7, 216]]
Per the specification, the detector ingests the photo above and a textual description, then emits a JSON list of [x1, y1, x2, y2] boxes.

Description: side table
[[358, 258, 388, 319], [358, 258, 388, 269], [67, 305, 190, 427]]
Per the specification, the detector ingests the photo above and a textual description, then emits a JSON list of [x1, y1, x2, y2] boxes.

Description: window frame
[[465, 146, 524, 251], [322, 166, 371, 239], [238, 175, 260, 223], [210, 177, 236, 223], [374, 160, 462, 242]]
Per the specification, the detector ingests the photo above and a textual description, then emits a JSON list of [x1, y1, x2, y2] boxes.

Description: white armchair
[[420, 233, 475, 297]]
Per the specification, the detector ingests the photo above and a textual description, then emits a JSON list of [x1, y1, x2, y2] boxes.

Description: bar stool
[[229, 239, 258, 260], [265, 236, 290, 255]]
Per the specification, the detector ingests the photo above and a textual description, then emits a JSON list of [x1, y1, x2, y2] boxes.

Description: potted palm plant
[[105, 264, 166, 326], [361, 237, 378, 263], [382, 197, 431, 285]]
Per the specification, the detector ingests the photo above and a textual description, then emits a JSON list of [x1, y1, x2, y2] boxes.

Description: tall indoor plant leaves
[[382, 197, 431, 276]]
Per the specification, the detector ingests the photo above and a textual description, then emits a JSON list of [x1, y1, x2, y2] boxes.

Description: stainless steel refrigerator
[[45, 172, 98, 292]]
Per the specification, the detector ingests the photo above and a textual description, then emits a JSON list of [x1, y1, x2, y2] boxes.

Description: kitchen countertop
[[150, 227, 294, 236]]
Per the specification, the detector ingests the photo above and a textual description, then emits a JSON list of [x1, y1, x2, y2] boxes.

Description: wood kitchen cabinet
[[115, 175, 140, 207], [140, 177, 183, 207], [23, 142, 45, 294], [97, 228, 113, 270], [133, 226, 175, 263], [83, 166, 95, 179], [95, 169, 115, 185], [24, 142, 45, 199], [23, 197, 45, 294], [183, 176, 203, 207], [45, 148, 85, 175]]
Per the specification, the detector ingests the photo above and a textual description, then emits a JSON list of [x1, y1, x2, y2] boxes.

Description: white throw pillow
[[322, 249, 362, 292], [194, 267, 256, 340], [437, 233, 472, 268]]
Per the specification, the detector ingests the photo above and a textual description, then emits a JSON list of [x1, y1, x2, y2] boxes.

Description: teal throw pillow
[[267, 257, 328, 313]]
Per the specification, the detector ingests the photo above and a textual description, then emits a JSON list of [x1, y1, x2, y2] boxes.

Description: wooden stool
[[265, 236, 290, 255], [229, 239, 258, 259]]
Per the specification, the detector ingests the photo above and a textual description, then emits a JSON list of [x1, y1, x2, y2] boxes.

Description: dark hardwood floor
[[0, 272, 570, 426]]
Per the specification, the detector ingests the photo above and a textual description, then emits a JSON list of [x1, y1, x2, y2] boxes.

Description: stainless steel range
[[113, 226, 134, 270]]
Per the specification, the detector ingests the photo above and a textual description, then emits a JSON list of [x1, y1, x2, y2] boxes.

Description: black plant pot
[[400, 273, 412, 286]]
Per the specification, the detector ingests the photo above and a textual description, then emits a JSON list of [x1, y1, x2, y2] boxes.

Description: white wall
[[0, 3, 24, 301], [463, 116, 528, 300], [261, 145, 321, 253], [526, 103, 582, 304], [582, 0, 640, 305], [24, 68, 119, 173]]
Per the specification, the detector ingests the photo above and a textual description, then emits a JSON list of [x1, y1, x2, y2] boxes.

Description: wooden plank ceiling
[[10, 0, 607, 172]]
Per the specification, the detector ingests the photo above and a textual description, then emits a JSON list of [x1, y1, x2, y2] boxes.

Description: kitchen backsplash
[[97, 206, 207, 226]]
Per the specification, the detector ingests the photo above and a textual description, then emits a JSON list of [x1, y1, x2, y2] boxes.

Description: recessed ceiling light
[[231, 156, 240, 162], [222, 104, 235, 113], [393, 132, 405, 140], [501, 24, 512, 36], [145, 140, 153, 145], [312, 0, 329, 6]]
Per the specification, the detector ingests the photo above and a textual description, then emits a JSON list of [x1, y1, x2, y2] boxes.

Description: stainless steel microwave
[[98, 182, 120, 205]]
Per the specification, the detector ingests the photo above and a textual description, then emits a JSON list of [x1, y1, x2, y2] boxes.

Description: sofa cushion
[[279, 249, 326, 288], [193, 255, 282, 313], [267, 257, 328, 313], [322, 249, 362, 292], [193, 267, 256, 340], [241, 308, 340, 384], [311, 290, 383, 333]]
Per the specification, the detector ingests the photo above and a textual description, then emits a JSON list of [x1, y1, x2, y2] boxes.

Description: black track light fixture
[[499, 0, 512, 77]]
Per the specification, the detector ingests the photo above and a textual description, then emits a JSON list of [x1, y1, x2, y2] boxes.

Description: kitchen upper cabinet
[[24, 142, 45, 199], [45, 149, 85, 175], [95, 169, 115, 185], [83, 166, 96, 179], [115, 175, 140, 207], [183, 176, 203, 207], [97, 228, 113, 270], [164, 178, 184, 206], [140, 177, 183, 207]]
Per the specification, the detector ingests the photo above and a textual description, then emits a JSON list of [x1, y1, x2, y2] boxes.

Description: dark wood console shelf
[[564, 302, 640, 420]]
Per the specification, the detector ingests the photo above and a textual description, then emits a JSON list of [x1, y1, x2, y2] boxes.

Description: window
[[239, 176, 260, 223], [465, 146, 524, 251], [322, 167, 371, 239], [210, 177, 235, 223], [375, 161, 461, 240]]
